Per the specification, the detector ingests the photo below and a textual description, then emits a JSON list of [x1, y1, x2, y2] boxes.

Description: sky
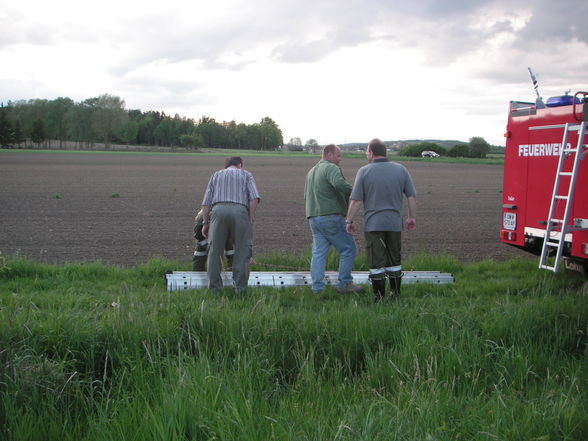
[[1, 0, 587, 146]]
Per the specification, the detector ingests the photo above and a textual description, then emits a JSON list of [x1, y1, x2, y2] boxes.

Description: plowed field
[[0, 151, 528, 267]]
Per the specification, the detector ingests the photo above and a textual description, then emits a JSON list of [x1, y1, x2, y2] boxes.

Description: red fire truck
[[500, 90, 588, 273]]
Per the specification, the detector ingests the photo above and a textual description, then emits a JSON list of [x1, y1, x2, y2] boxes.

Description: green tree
[[236, 123, 252, 149], [93, 94, 128, 147], [289, 137, 302, 146], [179, 133, 204, 149], [224, 120, 239, 149], [399, 141, 441, 157], [259, 117, 283, 150], [305, 138, 319, 153], [46, 97, 74, 146], [2, 94, 286, 151], [13, 120, 24, 145], [121, 120, 139, 145], [136, 111, 163, 145], [195, 116, 227, 148], [285, 137, 303, 151], [30, 119, 46, 146], [0, 107, 14, 147], [153, 118, 174, 146], [171, 114, 195, 146], [469, 136, 491, 158], [447, 143, 470, 157], [67, 99, 97, 147]]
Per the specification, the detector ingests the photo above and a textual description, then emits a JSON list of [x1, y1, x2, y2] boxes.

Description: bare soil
[[0, 151, 528, 267]]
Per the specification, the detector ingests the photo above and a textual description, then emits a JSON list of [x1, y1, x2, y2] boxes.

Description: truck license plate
[[503, 212, 516, 230]]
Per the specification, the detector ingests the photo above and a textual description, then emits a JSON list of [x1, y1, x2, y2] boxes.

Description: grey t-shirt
[[350, 159, 416, 232]]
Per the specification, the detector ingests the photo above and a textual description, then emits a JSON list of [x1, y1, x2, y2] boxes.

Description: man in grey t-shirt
[[345, 138, 417, 302]]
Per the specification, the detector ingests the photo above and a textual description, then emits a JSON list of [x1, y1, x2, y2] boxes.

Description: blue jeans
[[309, 214, 356, 292]]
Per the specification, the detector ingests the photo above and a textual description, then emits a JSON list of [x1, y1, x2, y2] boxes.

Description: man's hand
[[405, 217, 416, 231], [202, 223, 209, 238], [346, 223, 356, 234]]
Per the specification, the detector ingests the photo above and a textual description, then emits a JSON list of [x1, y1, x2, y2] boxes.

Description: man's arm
[[249, 198, 260, 222], [405, 196, 416, 231], [201, 205, 211, 238], [345, 199, 362, 234], [328, 166, 352, 197]]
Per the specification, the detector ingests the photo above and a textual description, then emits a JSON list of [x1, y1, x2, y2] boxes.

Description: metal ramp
[[165, 271, 455, 292], [531, 121, 588, 271]]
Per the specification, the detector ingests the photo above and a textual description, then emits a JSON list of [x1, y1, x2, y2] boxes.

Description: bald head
[[322, 144, 342, 165]]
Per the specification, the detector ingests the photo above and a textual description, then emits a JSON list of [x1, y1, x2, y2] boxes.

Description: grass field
[[1, 253, 586, 441]]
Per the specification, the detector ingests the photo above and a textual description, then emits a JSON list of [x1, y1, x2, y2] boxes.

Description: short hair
[[322, 144, 339, 158], [367, 138, 387, 157], [225, 156, 243, 168]]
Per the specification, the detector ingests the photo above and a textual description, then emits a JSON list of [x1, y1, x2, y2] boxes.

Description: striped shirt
[[201, 167, 260, 208]]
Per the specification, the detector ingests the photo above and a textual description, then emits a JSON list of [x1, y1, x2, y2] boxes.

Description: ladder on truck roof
[[533, 121, 588, 271]]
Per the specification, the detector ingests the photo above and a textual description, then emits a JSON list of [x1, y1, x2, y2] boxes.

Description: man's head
[[225, 156, 243, 168], [322, 144, 342, 165], [367, 138, 387, 161]]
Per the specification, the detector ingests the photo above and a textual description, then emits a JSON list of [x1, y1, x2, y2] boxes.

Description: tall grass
[[0, 254, 586, 440]]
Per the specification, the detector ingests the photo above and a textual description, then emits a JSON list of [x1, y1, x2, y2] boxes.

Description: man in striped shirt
[[201, 157, 261, 293]]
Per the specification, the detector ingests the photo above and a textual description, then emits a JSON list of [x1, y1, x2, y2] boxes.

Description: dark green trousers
[[364, 231, 402, 275]]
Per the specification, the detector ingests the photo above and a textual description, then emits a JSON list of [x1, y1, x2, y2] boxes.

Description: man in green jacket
[[304, 144, 362, 294]]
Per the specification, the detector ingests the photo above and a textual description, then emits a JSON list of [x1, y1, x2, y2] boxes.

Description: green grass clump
[[0, 254, 586, 440]]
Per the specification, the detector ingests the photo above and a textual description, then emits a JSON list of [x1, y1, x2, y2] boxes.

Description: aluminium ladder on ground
[[532, 121, 588, 271], [165, 271, 455, 292]]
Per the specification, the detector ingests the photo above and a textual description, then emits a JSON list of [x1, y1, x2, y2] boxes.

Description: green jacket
[[304, 159, 352, 218]]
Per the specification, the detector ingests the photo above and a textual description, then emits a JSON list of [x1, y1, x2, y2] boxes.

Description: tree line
[[398, 138, 493, 158], [0, 94, 283, 150]]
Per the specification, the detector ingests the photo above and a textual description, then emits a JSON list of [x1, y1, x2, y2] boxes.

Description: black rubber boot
[[192, 253, 207, 271], [371, 278, 386, 303], [225, 253, 234, 271], [388, 273, 402, 300]]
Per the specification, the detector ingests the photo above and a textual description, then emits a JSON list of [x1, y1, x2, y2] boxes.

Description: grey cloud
[[124, 90, 217, 116], [119, 72, 206, 96], [491, 20, 516, 34], [264, 0, 497, 65], [0, 9, 56, 48], [381, 0, 587, 81], [108, 16, 279, 75], [461, 0, 587, 87], [34, 0, 584, 83], [387, 0, 489, 18], [468, 40, 588, 91], [117, 75, 217, 114], [0, 77, 63, 103], [271, 31, 369, 63], [203, 58, 253, 70], [107, 0, 379, 72], [516, 0, 588, 43]]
